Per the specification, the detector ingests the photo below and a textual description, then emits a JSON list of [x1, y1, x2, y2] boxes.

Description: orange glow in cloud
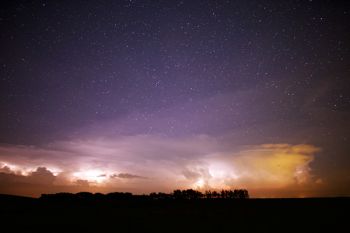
[[184, 144, 321, 192], [231, 144, 319, 187]]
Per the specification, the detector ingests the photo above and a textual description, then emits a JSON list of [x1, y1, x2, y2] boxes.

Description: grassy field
[[0, 194, 348, 232]]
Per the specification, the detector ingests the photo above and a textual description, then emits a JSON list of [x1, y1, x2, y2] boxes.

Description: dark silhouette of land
[[0, 190, 348, 233], [40, 188, 249, 201]]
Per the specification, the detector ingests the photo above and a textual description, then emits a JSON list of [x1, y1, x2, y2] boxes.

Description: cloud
[[0, 166, 56, 185], [0, 165, 12, 173], [75, 179, 90, 186], [182, 166, 211, 180], [157, 143, 321, 192], [0, 166, 58, 196], [111, 173, 146, 179], [218, 144, 320, 189], [0, 136, 323, 197], [27, 167, 56, 185]]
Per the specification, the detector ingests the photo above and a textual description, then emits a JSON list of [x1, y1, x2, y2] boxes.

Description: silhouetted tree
[[173, 189, 183, 199], [106, 192, 133, 200], [221, 190, 229, 199], [40, 192, 76, 201], [227, 190, 235, 199], [205, 190, 212, 199], [183, 189, 203, 199], [76, 192, 94, 200], [150, 192, 172, 200], [94, 192, 105, 199], [212, 191, 219, 199]]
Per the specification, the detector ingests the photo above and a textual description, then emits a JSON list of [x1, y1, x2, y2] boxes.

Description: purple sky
[[0, 0, 349, 197]]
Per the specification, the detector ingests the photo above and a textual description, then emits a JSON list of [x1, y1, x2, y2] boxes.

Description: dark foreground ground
[[0, 194, 348, 233]]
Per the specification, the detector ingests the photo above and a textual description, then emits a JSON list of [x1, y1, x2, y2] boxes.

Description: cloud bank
[[0, 135, 322, 197]]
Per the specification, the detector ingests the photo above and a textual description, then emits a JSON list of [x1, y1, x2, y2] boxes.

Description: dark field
[[0, 194, 348, 233]]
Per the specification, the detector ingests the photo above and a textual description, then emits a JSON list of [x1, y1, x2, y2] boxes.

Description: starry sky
[[0, 0, 349, 197]]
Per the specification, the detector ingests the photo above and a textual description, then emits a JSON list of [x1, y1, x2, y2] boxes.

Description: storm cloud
[[0, 135, 323, 197]]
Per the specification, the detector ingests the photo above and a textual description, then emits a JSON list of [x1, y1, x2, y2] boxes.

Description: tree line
[[40, 189, 249, 201], [154, 189, 249, 200]]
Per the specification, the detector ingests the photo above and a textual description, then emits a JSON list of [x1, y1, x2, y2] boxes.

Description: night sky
[[0, 0, 349, 197]]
